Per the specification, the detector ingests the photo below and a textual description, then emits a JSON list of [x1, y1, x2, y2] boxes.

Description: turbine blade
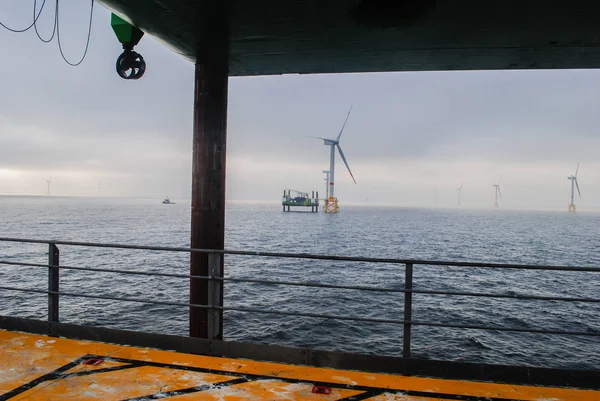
[[575, 179, 581, 197], [335, 105, 353, 142], [575, 162, 580, 178], [306, 136, 330, 141], [336, 144, 356, 184], [498, 187, 503, 199]]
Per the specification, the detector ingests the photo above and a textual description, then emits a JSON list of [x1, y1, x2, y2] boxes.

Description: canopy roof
[[98, 0, 600, 76]]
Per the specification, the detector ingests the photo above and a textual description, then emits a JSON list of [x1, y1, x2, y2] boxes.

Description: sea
[[0, 195, 598, 370]]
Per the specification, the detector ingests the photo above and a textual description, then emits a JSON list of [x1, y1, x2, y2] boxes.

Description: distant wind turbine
[[46, 177, 52, 195], [493, 178, 502, 208], [457, 183, 463, 207], [567, 163, 581, 212], [309, 105, 357, 213]]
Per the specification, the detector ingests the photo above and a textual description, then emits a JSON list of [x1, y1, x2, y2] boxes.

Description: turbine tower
[[310, 106, 356, 213], [567, 163, 581, 212], [493, 178, 502, 208], [457, 183, 463, 207], [322, 170, 330, 199], [46, 177, 52, 195]]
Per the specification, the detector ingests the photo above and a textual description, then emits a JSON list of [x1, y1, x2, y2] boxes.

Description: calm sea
[[0, 195, 598, 370]]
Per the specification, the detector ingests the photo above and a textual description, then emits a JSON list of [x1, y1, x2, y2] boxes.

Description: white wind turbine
[[567, 163, 581, 212], [310, 106, 357, 213], [46, 176, 52, 195], [457, 183, 463, 207], [493, 178, 502, 208]]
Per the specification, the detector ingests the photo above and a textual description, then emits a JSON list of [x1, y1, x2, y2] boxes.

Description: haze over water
[[0, 195, 598, 370]]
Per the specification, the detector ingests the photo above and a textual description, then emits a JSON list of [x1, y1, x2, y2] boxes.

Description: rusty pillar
[[190, 2, 229, 339]]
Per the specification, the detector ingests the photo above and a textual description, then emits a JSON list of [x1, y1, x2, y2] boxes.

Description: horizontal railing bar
[[0, 260, 405, 293], [1, 260, 599, 303], [1, 285, 598, 337], [219, 277, 404, 293], [0, 285, 404, 324], [0, 285, 211, 315], [406, 288, 600, 303], [220, 278, 600, 303], [409, 320, 600, 337], [0, 237, 599, 272], [0, 260, 207, 280]]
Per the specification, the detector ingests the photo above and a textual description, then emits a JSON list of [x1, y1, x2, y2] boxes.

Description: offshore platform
[[282, 189, 319, 212]]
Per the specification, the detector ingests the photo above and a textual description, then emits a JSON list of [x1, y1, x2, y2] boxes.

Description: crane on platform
[[310, 106, 357, 213]]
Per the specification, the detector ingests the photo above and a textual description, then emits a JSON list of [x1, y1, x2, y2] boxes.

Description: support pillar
[[190, 2, 229, 339]]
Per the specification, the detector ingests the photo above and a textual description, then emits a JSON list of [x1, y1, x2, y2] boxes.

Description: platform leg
[[190, 1, 229, 339]]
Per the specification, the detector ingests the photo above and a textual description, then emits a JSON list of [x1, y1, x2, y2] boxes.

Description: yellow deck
[[0, 330, 597, 400]]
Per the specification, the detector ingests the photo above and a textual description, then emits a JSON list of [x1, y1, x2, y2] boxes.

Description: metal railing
[[0, 237, 599, 360]]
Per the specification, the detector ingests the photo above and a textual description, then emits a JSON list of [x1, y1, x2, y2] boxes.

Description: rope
[[56, 0, 94, 66], [34, 0, 57, 43], [0, 0, 47, 32], [0, 0, 95, 66]]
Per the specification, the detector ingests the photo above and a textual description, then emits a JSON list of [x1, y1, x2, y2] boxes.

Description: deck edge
[[1, 315, 598, 390]]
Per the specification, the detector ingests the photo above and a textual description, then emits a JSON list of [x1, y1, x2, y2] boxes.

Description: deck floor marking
[[119, 377, 251, 401], [0, 357, 87, 401], [81, 356, 536, 401], [149, 380, 366, 401], [1, 330, 598, 400], [61, 363, 139, 379], [335, 390, 385, 400]]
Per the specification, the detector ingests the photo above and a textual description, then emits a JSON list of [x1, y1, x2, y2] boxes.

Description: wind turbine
[[46, 177, 52, 195], [456, 183, 463, 207], [567, 163, 581, 212], [493, 178, 502, 208], [310, 106, 357, 213]]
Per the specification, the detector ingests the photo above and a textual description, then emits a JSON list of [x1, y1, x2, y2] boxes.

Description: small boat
[[162, 196, 174, 204]]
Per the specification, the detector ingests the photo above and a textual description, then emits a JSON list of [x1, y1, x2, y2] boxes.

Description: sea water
[[0, 195, 598, 369]]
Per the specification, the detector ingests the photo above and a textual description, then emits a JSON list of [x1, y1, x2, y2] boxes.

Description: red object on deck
[[312, 385, 332, 394], [82, 358, 103, 366]]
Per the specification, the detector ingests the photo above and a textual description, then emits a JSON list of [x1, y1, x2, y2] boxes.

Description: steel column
[[403, 263, 413, 358], [206, 252, 223, 339], [48, 243, 59, 322], [190, 1, 229, 339]]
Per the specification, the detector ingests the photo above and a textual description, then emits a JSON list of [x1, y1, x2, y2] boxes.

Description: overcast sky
[[0, 1, 599, 210]]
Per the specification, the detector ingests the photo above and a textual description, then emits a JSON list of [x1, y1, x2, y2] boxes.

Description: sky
[[0, 1, 599, 210]]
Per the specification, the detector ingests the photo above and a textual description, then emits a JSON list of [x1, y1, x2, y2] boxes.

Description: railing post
[[206, 252, 223, 340], [403, 262, 413, 358], [48, 243, 60, 322]]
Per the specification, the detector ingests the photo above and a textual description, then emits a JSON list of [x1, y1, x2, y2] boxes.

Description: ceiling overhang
[[98, 0, 600, 76]]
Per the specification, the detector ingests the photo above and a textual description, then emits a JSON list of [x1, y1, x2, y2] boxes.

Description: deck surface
[[0, 330, 597, 400]]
